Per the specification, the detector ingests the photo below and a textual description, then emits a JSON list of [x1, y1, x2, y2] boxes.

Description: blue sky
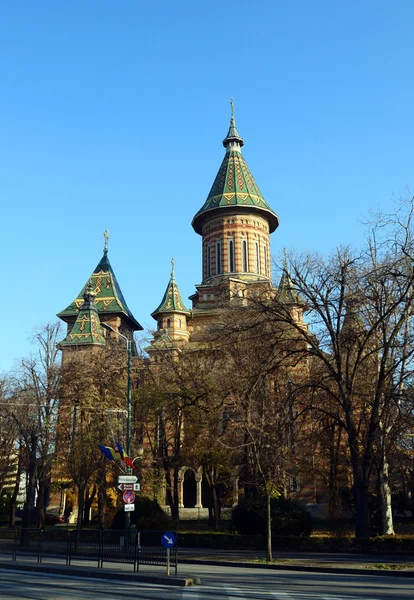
[[1, 1, 413, 371]]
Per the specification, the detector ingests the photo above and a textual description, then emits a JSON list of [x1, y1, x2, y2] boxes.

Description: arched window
[[242, 239, 248, 272], [167, 318, 171, 328], [264, 243, 268, 276], [178, 319, 182, 328], [254, 241, 260, 274], [216, 240, 222, 274], [206, 244, 211, 278], [228, 239, 235, 272]]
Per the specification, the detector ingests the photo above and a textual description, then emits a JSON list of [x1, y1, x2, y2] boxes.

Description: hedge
[[177, 532, 414, 554]]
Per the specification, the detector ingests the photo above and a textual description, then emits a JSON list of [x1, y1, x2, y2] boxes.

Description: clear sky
[[1, 1, 413, 371]]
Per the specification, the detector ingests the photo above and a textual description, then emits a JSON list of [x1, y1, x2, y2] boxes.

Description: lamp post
[[101, 323, 132, 529]]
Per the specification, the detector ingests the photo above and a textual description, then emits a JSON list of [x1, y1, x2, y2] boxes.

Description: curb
[[0, 561, 199, 586], [178, 558, 414, 578]]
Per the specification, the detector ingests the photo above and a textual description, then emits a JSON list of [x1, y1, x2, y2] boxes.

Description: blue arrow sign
[[161, 531, 176, 548]]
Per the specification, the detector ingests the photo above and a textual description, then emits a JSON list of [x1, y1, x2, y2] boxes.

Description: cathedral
[[56, 105, 303, 517]]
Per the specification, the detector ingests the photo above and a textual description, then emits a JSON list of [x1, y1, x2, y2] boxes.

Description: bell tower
[[190, 102, 279, 310]]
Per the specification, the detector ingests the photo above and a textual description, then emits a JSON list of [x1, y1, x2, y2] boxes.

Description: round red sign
[[123, 490, 135, 504]]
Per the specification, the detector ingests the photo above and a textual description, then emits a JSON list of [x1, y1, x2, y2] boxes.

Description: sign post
[[161, 531, 176, 576]]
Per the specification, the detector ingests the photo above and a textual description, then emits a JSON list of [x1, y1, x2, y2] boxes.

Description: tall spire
[[222, 98, 244, 150], [192, 104, 279, 235], [278, 254, 300, 305]]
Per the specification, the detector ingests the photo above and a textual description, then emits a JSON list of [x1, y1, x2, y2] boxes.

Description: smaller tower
[[57, 231, 142, 357], [278, 254, 306, 329], [58, 283, 106, 357], [150, 259, 190, 348]]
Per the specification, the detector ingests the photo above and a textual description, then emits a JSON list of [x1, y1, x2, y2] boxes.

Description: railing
[[0, 528, 178, 574]]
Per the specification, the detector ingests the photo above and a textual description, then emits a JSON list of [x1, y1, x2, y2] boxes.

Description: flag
[[99, 445, 118, 461], [116, 442, 135, 469]]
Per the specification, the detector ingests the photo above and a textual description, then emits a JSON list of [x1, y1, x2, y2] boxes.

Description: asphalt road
[[0, 565, 412, 600]]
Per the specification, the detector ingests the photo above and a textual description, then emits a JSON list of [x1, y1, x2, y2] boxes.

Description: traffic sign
[[118, 475, 137, 483], [124, 504, 134, 512], [123, 490, 135, 504], [117, 482, 140, 492], [161, 531, 176, 548]]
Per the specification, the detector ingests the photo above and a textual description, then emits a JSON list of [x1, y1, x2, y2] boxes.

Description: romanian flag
[[99, 445, 119, 461], [116, 442, 135, 469]]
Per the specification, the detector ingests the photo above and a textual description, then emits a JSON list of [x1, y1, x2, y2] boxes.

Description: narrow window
[[206, 244, 211, 278], [167, 318, 171, 328], [216, 240, 222, 274], [242, 239, 248, 272], [178, 319, 182, 328], [254, 241, 260, 273], [264, 244, 268, 276], [228, 239, 235, 272]]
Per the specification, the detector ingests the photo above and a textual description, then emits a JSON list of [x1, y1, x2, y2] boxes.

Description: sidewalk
[[178, 547, 414, 577]]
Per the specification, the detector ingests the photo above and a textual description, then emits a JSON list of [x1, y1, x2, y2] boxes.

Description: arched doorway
[[183, 470, 196, 508]]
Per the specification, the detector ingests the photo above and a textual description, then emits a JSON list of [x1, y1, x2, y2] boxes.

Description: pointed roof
[[59, 284, 106, 347], [278, 258, 301, 305], [151, 259, 190, 319], [57, 244, 142, 331], [192, 103, 279, 235]]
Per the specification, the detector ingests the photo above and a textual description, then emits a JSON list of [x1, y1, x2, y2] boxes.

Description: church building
[[57, 105, 305, 517]]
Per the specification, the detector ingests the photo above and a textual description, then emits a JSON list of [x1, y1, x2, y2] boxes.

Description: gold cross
[[103, 229, 109, 253]]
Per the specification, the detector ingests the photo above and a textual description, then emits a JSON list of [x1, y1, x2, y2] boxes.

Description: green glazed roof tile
[[59, 286, 106, 347], [151, 260, 190, 318], [278, 267, 301, 305], [192, 108, 279, 234], [57, 251, 142, 331]]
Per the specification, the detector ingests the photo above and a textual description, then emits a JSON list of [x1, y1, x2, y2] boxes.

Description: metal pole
[[125, 338, 132, 532]]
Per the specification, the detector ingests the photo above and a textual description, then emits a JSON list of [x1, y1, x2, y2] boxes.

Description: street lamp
[[101, 322, 132, 530]]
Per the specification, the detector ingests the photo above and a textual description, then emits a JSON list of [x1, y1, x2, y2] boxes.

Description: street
[[0, 565, 412, 600]]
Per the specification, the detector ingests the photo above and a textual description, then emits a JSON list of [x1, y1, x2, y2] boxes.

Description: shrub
[[232, 496, 312, 537], [111, 496, 169, 531]]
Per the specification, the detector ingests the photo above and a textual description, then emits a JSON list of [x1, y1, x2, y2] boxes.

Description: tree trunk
[[36, 479, 46, 528], [266, 492, 272, 562], [21, 434, 37, 545], [9, 447, 23, 528], [76, 485, 85, 530], [97, 468, 106, 529], [353, 476, 370, 539], [212, 484, 220, 531], [83, 485, 96, 527], [379, 453, 395, 535]]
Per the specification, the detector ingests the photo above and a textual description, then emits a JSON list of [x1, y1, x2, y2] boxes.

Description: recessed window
[[216, 240, 222, 274], [264, 244, 268, 276], [228, 239, 235, 272], [242, 239, 248, 272], [167, 318, 171, 328], [254, 241, 260, 274], [206, 244, 211, 278]]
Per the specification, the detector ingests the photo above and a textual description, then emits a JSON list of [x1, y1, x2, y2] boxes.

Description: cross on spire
[[103, 229, 109, 254]]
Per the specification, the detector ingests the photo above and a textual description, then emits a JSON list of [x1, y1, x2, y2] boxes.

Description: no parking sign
[[123, 490, 135, 504]]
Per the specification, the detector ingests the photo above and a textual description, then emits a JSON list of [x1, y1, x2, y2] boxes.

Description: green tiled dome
[[192, 110, 279, 235]]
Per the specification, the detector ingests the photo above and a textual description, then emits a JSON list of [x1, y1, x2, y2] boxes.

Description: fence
[[0, 528, 178, 574]]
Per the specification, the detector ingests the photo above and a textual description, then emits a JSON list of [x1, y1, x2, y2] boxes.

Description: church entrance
[[183, 470, 196, 508]]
